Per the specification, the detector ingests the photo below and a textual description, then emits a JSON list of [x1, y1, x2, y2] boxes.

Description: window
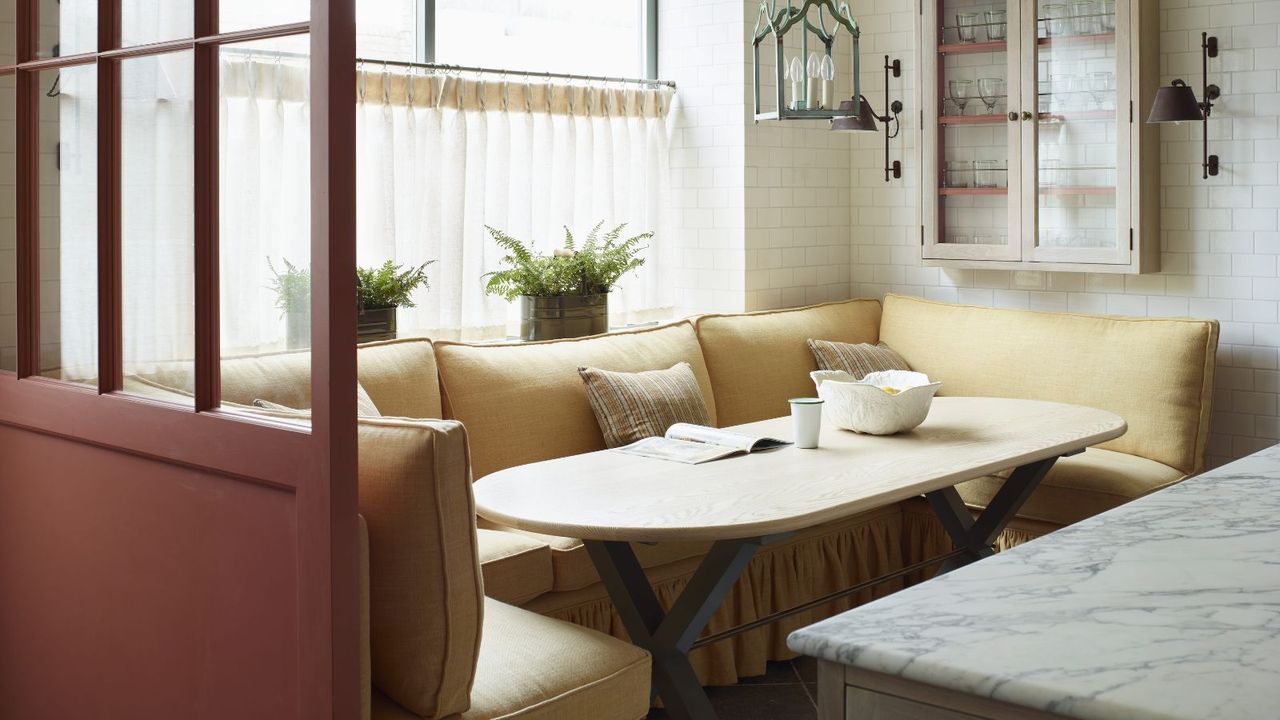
[[355, 0, 657, 78]]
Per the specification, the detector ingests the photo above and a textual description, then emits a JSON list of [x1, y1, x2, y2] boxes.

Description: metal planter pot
[[357, 306, 398, 344], [285, 309, 311, 350], [520, 293, 608, 341]]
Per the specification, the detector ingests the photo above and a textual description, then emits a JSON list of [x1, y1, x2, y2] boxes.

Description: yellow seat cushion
[[955, 447, 1185, 527], [359, 418, 482, 719], [463, 598, 650, 720], [476, 529, 554, 605], [695, 299, 883, 426], [372, 599, 649, 720], [435, 322, 715, 479], [879, 294, 1218, 475], [488, 525, 710, 594]]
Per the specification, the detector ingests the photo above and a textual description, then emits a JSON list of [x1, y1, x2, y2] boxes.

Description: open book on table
[[615, 423, 791, 465]]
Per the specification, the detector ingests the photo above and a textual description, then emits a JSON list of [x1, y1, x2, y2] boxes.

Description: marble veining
[[788, 445, 1280, 720]]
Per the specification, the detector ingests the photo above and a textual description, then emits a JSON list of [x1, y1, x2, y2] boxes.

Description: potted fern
[[356, 260, 433, 343], [483, 221, 650, 341], [268, 257, 311, 350]]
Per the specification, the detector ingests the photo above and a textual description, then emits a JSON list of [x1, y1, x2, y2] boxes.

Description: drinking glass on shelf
[[978, 77, 1005, 114], [1044, 4, 1067, 37], [950, 234, 972, 245], [985, 9, 1007, 41], [1073, 1, 1100, 35], [1041, 158, 1060, 187], [974, 160, 1000, 188], [1050, 74, 1074, 112], [1088, 71, 1114, 109], [946, 160, 972, 188], [974, 234, 994, 245], [1100, 0, 1116, 31], [949, 79, 973, 115], [956, 13, 981, 43]]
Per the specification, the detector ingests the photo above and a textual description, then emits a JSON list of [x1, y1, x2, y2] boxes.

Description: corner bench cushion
[[371, 599, 650, 720], [955, 447, 1185, 527], [435, 322, 715, 479], [695, 299, 882, 426], [359, 418, 482, 719], [476, 529, 554, 605], [461, 598, 651, 720], [879, 294, 1218, 475], [133, 337, 443, 419]]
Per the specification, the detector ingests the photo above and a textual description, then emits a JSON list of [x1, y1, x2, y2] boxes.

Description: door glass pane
[[1035, 0, 1119, 250], [2, 0, 14, 65], [221, 0, 308, 35], [121, 52, 195, 404], [220, 38, 310, 422], [936, 0, 1012, 250], [123, 0, 194, 48], [39, 0, 96, 58], [40, 65, 97, 386], [357, 0, 418, 62], [437, 0, 644, 77], [1, 75, 14, 373]]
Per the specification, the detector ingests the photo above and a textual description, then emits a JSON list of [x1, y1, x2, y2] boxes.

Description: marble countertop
[[788, 445, 1280, 720]]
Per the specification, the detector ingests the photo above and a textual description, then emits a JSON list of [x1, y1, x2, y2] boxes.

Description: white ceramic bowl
[[810, 369, 942, 435]]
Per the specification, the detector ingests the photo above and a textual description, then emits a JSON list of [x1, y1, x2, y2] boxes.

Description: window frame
[[417, 0, 659, 79]]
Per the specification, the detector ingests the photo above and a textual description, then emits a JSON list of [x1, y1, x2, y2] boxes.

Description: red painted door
[[0, 1, 358, 718]]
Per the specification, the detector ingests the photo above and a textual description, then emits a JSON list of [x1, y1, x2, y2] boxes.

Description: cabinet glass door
[[1025, 0, 1130, 264], [923, 0, 1022, 262]]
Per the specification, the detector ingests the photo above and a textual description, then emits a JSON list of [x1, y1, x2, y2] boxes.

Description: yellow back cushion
[[879, 294, 1219, 474], [695, 299, 883, 426], [435, 322, 715, 479], [358, 418, 482, 718], [209, 338, 442, 418]]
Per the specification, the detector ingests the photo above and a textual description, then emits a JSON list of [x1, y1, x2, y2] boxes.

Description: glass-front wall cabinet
[[920, 0, 1158, 273]]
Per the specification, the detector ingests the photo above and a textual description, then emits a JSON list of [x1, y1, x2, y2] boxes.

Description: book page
[[615, 437, 742, 465], [665, 423, 789, 453]]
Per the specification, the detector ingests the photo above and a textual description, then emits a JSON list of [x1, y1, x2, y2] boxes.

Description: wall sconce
[[831, 56, 903, 182], [1147, 32, 1220, 179]]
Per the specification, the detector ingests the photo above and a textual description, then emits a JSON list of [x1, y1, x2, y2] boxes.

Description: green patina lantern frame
[[752, 0, 862, 121]]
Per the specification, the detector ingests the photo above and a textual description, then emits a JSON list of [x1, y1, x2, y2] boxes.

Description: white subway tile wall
[[846, 0, 1280, 467]]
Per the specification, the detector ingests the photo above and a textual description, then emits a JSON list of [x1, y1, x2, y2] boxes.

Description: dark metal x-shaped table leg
[[585, 534, 791, 720], [925, 455, 1060, 574]]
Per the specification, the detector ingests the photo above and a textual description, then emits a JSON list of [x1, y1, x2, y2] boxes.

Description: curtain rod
[[218, 47, 675, 89]]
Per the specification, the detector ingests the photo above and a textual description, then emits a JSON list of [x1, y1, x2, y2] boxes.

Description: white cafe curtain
[[59, 57, 677, 376]]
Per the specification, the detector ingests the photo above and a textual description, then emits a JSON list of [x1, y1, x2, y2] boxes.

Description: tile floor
[[646, 657, 819, 719]]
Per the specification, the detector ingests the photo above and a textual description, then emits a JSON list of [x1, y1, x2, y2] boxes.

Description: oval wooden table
[[474, 397, 1127, 720]]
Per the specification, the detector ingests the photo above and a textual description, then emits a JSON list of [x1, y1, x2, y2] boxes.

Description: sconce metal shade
[[831, 96, 878, 132], [1147, 79, 1204, 123]]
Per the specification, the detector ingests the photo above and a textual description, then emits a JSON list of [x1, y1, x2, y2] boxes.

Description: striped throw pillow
[[808, 339, 911, 380], [579, 362, 712, 448]]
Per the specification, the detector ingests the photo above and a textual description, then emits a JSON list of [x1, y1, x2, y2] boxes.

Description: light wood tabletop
[[473, 397, 1126, 543]]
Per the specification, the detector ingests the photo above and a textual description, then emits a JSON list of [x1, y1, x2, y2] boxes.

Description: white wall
[[661, 0, 856, 316], [846, 0, 1280, 467]]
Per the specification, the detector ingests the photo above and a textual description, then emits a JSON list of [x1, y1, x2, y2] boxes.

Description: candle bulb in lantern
[[788, 57, 804, 109], [820, 55, 835, 110], [806, 52, 820, 109]]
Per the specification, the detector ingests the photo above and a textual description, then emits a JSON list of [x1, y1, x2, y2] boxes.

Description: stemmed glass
[[956, 13, 980, 43], [1088, 71, 1114, 110], [978, 77, 1005, 115], [949, 79, 973, 116], [985, 10, 1007, 41]]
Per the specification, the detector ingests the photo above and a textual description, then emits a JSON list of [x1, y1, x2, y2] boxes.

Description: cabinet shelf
[[939, 114, 1006, 125], [939, 187, 1008, 196], [1038, 185, 1116, 196], [938, 40, 1008, 55], [1037, 32, 1116, 47]]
